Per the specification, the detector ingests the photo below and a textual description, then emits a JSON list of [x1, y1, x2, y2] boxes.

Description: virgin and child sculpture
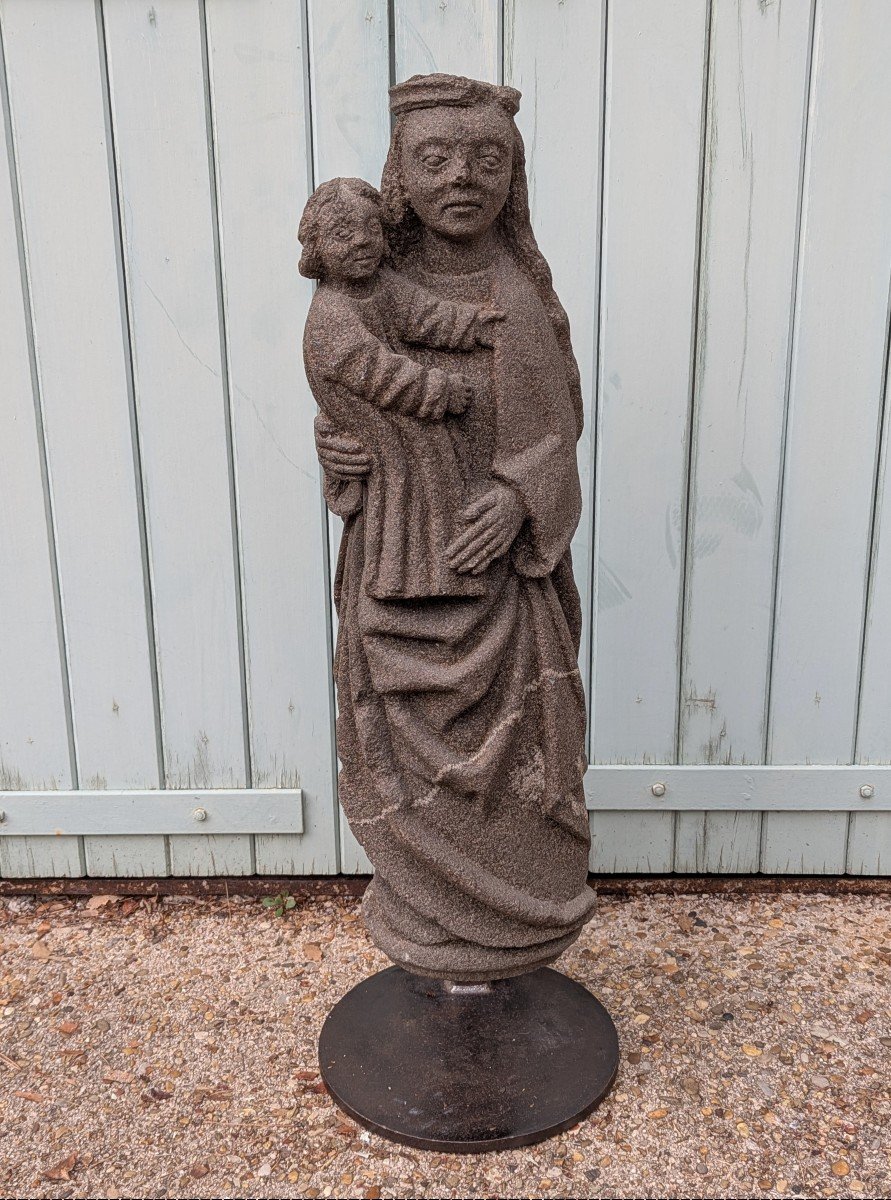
[[301, 73, 616, 1149]]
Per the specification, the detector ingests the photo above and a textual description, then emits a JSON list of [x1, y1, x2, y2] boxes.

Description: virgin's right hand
[[314, 414, 372, 480]]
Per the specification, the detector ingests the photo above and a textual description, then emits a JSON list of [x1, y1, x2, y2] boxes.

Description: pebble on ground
[[0, 889, 888, 1199]]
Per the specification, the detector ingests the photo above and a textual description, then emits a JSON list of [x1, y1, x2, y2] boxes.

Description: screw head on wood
[[859, 783, 875, 799], [192, 807, 208, 822], [651, 782, 666, 798]]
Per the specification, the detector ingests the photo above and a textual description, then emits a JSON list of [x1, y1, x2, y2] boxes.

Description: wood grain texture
[[394, 0, 501, 84], [589, 0, 709, 871], [763, 0, 891, 874], [307, 0, 392, 877], [504, 0, 606, 722], [205, 0, 339, 874], [3, 0, 165, 878], [675, 0, 814, 872], [103, 0, 250, 876], [0, 16, 79, 878]]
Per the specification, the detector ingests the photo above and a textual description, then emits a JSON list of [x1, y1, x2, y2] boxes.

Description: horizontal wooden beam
[[584, 766, 891, 811], [0, 790, 303, 836]]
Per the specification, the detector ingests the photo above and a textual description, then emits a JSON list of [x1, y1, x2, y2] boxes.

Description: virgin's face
[[399, 105, 514, 241]]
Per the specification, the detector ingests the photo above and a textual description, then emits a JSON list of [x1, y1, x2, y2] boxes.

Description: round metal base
[[318, 966, 619, 1153]]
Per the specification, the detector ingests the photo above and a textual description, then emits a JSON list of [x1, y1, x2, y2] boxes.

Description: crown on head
[[389, 73, 521, 118]]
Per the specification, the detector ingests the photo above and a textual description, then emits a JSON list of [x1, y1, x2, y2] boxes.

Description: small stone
[[742, 1043, 762, 1057], [647, 1108, 669, 1120], [759, 1179, 775, 1190], [626, 1051, 642, 1065], [695, 1163, 708, 1176], [831, 1161, 849, 1177], [811, 1075, 830, 1089]]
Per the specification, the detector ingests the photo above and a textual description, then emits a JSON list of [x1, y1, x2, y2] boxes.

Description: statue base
[[318, 965, 619, 1153]]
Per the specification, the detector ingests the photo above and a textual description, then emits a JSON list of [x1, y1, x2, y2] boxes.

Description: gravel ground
[[0, 888, 888, 1200]]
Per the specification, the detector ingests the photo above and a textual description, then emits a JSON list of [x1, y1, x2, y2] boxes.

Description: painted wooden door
[[2, 0, 890, 877]]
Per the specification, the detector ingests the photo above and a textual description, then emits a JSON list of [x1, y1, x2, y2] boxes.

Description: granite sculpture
[[301, 72, 595, 983]]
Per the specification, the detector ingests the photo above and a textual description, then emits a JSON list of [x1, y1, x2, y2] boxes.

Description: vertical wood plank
[[589, 0, 709, 870], [0, 25, 79, 877], [763, 0, 891, 874], [394, 0, 501, 84], [851, 280, 891, 875], [504, 0, 606, 721], [3, 0, 165, 877], [588, 812, 674, 876], [308, 0, 392, 874], [103, 0, 251, 875], [308, 0, 390, 185], [675, 0, 813, 873], [205, 0, 339, 873]]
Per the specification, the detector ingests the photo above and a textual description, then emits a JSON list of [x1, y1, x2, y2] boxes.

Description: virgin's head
[[381, 74, 583, 431], [382, 74, 522, 255]]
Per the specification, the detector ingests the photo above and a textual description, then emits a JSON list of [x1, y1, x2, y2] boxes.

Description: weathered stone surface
[[300, 73, 594, 980]]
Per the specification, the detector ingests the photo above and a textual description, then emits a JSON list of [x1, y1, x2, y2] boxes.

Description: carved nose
[[451, 156, 471, 184]]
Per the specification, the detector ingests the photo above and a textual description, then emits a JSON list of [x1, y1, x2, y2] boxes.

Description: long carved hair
[[380, 115, 583, 436]]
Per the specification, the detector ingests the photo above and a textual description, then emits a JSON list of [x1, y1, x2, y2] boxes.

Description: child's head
[[298, 178, 385, 283]]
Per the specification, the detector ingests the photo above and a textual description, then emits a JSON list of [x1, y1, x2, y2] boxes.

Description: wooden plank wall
[[1, 0, 890, 877]]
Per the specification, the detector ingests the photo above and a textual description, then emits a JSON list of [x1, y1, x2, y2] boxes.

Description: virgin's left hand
[[445, 482, 526, 575]]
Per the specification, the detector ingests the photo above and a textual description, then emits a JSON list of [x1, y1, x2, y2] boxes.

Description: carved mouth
[[443, 201, 482, 214]]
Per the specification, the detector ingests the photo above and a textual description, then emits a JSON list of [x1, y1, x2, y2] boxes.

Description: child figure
[[300, 177, 502, 600]]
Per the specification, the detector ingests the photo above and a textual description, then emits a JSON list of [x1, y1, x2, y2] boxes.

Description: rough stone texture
[[0, 890, 888, 1199], [300, 74, 593, 981]]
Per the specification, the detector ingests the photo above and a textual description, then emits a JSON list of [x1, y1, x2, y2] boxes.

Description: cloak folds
[[328, 249, 595, 980]]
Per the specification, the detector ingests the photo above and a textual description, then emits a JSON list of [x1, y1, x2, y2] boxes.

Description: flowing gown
[[326, 245, 596, 980]]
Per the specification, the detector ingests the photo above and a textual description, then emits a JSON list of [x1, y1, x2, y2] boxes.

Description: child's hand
[[446, 375, 476, 415], [475, 307, 505, 347]]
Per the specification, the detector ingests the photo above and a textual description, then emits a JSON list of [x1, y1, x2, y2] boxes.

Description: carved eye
[[422, 153, 447, 170], [333, 227, 352, 242], [478, 153, 502, 171]]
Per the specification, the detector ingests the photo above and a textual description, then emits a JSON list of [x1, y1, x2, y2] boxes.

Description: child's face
[[319, 196, 385, 282]]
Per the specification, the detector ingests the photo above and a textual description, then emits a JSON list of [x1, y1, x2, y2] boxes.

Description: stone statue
[[301, 73, 596, 984]]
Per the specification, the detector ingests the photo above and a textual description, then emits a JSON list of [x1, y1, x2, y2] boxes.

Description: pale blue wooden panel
[[394, 0, 501, 84], [675, 0, 813, 872], [504, 0, 606, 724], [588, 811, 674, 875], [205, 0, 339, 874], [0, 22, 79, 878], [846, 815, 891, 876], [763, 0, 891, 873], [590, 0, 709, 871], [307, 0, 391, 876], [851, 210, 891, 873], [3, 0, 165, 878], [308, 0, 390, 185], [103, 0, 251, 875]]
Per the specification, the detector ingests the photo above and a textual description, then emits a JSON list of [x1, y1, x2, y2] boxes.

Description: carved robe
[[326, 247, 595, 980]]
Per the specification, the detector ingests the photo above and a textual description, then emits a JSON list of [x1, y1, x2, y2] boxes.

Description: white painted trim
[[0, 790, 303, 836], [584, 766, 889, 811]]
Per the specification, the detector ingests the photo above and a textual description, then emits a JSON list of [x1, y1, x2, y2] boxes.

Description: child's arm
[[380, 265, 503, 351], [305, 291, 470, 420]]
